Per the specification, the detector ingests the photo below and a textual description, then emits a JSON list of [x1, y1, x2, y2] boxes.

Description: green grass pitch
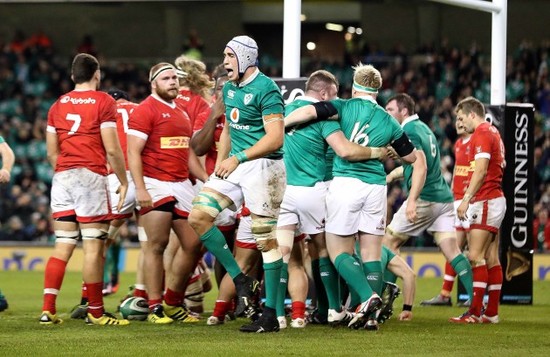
[[0, 271, 549, 356]]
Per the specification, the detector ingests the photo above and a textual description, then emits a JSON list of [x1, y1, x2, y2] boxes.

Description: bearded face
[[152, 69, 179, 101]]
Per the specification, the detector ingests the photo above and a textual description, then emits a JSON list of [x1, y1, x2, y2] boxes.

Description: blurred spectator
[[534, 205, 550, 252]]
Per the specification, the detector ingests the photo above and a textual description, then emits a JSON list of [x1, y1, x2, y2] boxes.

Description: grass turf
[[0, 271, 549, 356]]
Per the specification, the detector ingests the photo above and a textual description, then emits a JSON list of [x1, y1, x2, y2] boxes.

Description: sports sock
[[363, 261, 383, 295], [263, 259, 283, 310], [276, 262, 289, 317], [110, 241, 121, 285], [86, 282, 104, 318], [164, 288, 184, 306], [104, 245, 114, 284], [148, 298, 163, 311], [450, 254, 474, 301], [200, 225, 242, 279], [311, 258, 328, 317], [133, 284, 148, 299], [42, 257, 67, 314], [291, 301, 306, 320], [212, 300, 229, 319], [485, 265, 502, 317], [80, 282, 88, 305], [441, 261, 456, 296], [319, 257, 342, 310], [333, 253, 373, 302], [470, 265, 488, 316]]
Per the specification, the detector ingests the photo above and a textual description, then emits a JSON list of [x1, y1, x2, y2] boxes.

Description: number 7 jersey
[[47, 89, 117, 175]]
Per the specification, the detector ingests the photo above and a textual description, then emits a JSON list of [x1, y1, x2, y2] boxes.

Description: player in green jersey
[[277, 70, 389, 328], [383, 93, 474, 313], [285, 64, 417, 330], [188, 35, 286, 333]]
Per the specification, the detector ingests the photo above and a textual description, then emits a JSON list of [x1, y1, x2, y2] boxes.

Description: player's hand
[[377, 147, 389, 161], [406, 199, 417, 223], [136, 187, 153, 208], [211, 95, 225, 119], [386, 146, 399, 160], [215, 156, 239, 179], [399, 311, 412, 321], [115, 183, 129, 212], [0, 169, 10, 183], [457, 199, 469, 221]]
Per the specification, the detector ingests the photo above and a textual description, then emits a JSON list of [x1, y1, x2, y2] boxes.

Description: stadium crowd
[[0, 30, 549, 251]]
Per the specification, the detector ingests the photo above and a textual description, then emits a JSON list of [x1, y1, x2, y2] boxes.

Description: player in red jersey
[[40, 53, 129, 326], [421, 119, 472, 306], [450, 96, 505, 324], [127, 62, 207, 324]]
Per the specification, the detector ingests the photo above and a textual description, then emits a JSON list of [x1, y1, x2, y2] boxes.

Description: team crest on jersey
[[244, 93, 254, 105], [227, 90, 235, 99], [229, 108, 240, 123]]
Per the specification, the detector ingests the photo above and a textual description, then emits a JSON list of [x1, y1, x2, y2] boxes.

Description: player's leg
[[140, 205, 174, 324], [40, 218, 79, 325], [435, 232, 473, 303], [287, 239, 308, 328], [240, 158, 286, 333], [275, 226, 294, 328], [164, 219, 203, 323], [482, 234, 502, 323], [307, 236, 329, 324]]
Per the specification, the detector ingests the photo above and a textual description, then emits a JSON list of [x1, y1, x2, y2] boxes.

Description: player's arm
[[215, 121, 231, 170], [387, 255, 416, 321], [457, 156, 489, 220], [127, 134, 152, 208], [188, 148, 209, 183], [46, 130, 59, 169], [191, 95, 224, 156], [390, 132, 416, 164], [325, 130, 388, 162], [284, 102, 339, 128], [101, 126, 128, 211], [405, 149, 427, 223], [0, 141, 15, 183]]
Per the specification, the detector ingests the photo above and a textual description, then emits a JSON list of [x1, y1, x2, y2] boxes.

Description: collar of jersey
[[300, 95, 319, 103], [356, 95, 377, 104], [236, 68, 260, 87], [401, 114, 419, 128], [151, 94, 176, 109]]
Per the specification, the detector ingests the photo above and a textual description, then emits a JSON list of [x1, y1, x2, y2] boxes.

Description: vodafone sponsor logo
[[60, 96, 96, 104]]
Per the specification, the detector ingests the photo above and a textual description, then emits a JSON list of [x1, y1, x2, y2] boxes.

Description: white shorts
[[388, 199, 455, 238], [325, 176, 387, 236], [235, 215, 256, 249], [277, 182, 327, 234], [469, 196, 506, 234], [51, 168, 111, 223], [203, 158, 286, 218], [140, 176, 195, 217], [453, 199, 472, 231], [108, 172, 136, 219]]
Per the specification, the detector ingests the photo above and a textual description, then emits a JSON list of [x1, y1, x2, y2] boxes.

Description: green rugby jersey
[[401, 115, 453, 203], [223, 70, 284, 159], [284, 97, 341, 186], [331, 97, 404, 185]]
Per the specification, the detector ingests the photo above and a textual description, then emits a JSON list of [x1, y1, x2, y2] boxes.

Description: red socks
[[470, 265, 488, 316], [441, 261, 456, 296], [291, 301, 306, 320], [212, 300, 229, 319], [86, 282, 104, 318], [164, 288, 184, 307], [485, 265, 502, 317], [42, 257, 68, 314]]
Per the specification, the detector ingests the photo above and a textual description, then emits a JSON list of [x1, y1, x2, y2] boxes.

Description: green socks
[[200, 225, 241, 279], [263, 259, 283, 310], [451, 254, 474, 301]]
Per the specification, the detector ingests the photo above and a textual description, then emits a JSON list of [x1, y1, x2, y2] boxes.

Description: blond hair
[[456, 96, 485, 117], [352, 63, 382, 92], [174, 55, 214, 98]]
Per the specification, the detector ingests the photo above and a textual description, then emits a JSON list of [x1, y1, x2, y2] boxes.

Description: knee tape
[[385, 226, 409, 242], [192, 192, 224, 218], [81, 228, 108, 241], [470, 258, 486, 267], [54, 230, 79, 245], [137, 226, 148, 242], [433, 231, 455, 245], [252, 217, 278, 252]]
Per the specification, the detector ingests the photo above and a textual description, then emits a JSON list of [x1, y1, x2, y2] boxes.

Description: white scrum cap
[[226, 35, 258, 76]]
